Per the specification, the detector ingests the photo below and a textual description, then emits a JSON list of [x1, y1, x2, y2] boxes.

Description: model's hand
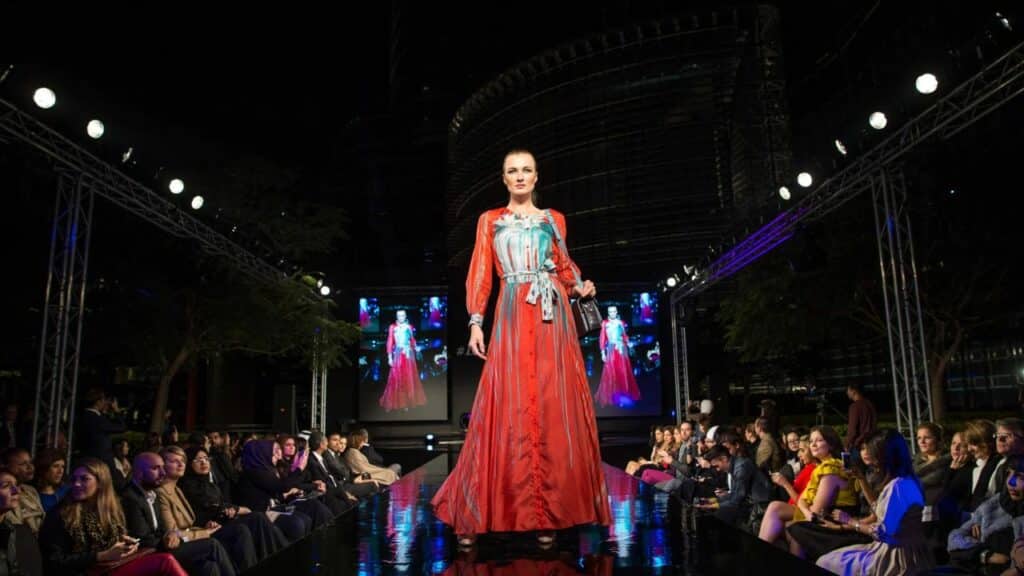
[[468, 325, 487, 360], [572, 280, 596, 298]]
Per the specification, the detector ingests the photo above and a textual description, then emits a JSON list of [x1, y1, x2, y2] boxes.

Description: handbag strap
[[544, 209, 583, 290]]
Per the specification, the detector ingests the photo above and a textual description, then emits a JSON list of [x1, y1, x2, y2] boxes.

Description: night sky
[[2, 1, 1020, 393]]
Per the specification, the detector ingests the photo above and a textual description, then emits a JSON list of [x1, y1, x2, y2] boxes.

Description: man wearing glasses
[[994, 418, 1024, 487]]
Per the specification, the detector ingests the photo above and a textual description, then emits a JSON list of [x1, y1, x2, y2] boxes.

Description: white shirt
[[137, 484, 159, 530], [972, 457, 1003, 500]]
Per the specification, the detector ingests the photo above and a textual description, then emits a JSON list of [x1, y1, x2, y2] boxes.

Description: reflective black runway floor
[[344, 449, 826, 576], [351, 453, 680, 575]]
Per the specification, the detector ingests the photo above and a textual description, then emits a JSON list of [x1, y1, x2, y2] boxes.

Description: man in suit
[[356, 428, 401, 476], [76, 388, 125, 472], [121, 451, 236, 576], [696, 445, 755, 527], [326, 433, 379, 498], [306, 432, 364, 510]]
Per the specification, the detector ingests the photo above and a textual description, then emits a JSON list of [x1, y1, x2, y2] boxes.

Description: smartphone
[[840, 451, 851, 469]]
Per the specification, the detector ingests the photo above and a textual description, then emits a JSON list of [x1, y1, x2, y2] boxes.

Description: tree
[[97, 157, 359, 433]]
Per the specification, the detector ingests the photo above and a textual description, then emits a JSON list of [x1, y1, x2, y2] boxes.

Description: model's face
[[396, 311, 407, 323], [502, 153, 537, 200], [608, 306, 618, 319], [680, 423, 693, 441]]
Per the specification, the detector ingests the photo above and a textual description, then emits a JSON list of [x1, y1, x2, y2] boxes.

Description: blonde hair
[[60, 458, 126, 535]]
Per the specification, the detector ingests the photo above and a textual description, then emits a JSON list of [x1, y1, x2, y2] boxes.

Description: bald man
[[121, 452, 236, 576]]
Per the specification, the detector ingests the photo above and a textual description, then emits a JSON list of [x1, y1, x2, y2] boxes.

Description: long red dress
[[431, 208, 611, 535], [594, 318, 641, 408], [380, 321, 427, 411]]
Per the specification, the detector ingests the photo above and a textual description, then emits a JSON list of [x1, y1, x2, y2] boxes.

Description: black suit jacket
[[120, 481, 167, 549], [307, 452, 339, 488], [324, 450, 354, 483], [969, 457, 1001, 511], [360, 444, 385, 467], [76, 409, 125, 462], [38, 510, 96, 575]]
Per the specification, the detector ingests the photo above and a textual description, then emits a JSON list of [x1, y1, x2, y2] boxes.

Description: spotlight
[[86, 120, 105, 139], [169, 179, 185, 195], [869, 111, 888, 130], [320, 285, 331, 296], [996, 12, 1012, 31], [797, 172, 813, 188], [915, 73, 938, 94], [834, 139, 848, 156], [779, 186, 792, 200], [33, 87, 56, 109], [665, 275, 678, 288], [190, 195, 204, 210]]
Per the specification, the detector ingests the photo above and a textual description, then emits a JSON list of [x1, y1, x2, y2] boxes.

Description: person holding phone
[[38, 458, 187, 575]]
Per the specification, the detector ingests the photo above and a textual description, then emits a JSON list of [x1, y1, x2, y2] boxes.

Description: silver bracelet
[[468, 314, 483, 327]]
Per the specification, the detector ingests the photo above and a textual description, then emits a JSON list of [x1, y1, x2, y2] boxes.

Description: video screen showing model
[[357, 295, 448, 421], [582, 290, 661, 417]]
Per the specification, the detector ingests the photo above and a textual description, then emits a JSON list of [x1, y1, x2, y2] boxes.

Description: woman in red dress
[[430, 149, 611, 546]]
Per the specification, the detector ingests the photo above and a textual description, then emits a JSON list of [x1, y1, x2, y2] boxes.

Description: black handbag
[[572, 297, 603, 337], [546, 210, 602, 337]]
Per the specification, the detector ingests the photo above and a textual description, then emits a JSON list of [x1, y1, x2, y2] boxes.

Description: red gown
[[431, 208, 611, 534], [380, 321, 427, 411], [594, 318, 641, 408]]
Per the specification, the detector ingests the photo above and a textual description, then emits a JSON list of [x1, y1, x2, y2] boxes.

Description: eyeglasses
[[994, 434, 1024, 442]]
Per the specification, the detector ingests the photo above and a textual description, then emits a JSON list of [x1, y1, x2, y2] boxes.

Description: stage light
[[797, 172, 813, 188], [834, 139, 848, 155], [190, 195, 204, 210], [87, 119, 105, 139], [869, 111, 888, 130], [665, 275, 678, 288], [33, 87, 56, 109], [319, 285, 331, 296], [996, 12, 1012, 31], [915, 73, 938, 94], [169, 179, 185, 195], [779, 186, 792, 200], [425, 433, 435, 441]]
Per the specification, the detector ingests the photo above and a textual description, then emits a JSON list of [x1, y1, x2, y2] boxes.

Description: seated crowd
[[0, 390, 400, 575], [625, 388, 1024, 574]]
